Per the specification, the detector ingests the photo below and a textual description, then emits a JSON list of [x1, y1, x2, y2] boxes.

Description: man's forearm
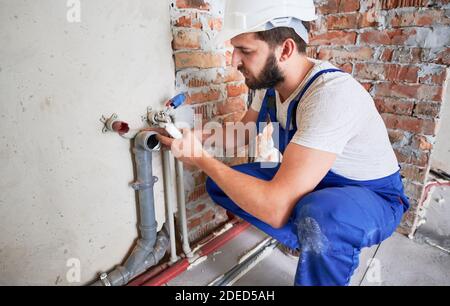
[[194, 155, 281, 227]]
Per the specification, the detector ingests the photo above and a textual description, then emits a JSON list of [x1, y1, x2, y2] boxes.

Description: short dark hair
[[255, 21, 310, 54]]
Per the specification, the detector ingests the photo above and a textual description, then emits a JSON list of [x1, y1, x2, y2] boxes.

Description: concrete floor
[[167, 185, 450, 286], [415, 185, 450, 252]]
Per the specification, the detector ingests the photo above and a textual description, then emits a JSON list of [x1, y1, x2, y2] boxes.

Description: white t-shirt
[[250, 58, 399, 180]]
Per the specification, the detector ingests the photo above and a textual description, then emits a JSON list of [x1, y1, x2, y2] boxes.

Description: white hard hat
[[215, 0, 317, 45]]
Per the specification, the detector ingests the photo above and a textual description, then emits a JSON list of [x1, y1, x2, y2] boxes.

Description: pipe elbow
[[135, 131, 161, 151]]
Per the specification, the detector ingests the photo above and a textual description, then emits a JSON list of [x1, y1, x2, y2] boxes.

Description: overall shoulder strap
[[257, 88, 277, 126], [288, 68, 344, 131]]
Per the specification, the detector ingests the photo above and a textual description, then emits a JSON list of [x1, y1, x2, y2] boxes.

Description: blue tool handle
[[169, 93, 187, 109]]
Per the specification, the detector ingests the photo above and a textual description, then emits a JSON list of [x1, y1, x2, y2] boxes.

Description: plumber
[[155, 0, 410, 286]]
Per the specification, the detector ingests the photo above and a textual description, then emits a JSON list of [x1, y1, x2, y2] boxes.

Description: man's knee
[[294, 188, 369, 254], [294, 200, 331, 255], [293, 189, 358, 255]]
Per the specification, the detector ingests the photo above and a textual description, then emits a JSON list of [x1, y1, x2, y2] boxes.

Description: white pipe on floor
[[424, 237, 450, 254], [208, 238, 278, 286], [226, 240, 277, 286]]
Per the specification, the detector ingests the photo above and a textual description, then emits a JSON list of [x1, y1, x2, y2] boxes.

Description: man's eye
[[242, 50, 251, 54]]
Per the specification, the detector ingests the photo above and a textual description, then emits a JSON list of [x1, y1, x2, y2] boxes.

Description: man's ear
[[279, 38, 296, 62]]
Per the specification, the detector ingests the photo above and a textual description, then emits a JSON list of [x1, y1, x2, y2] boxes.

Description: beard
[[239, 53, 285, 90]]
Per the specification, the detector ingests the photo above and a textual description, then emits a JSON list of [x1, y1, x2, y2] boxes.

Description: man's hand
[[141, 127, 171, 138], [157, 128, 211, 166]]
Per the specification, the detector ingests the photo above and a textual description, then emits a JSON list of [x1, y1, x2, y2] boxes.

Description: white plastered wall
[[0, 0, 175, 285], [431, 69, 450, 173]]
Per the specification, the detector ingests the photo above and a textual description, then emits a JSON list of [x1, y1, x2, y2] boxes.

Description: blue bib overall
[[206, 69, 410, 286]]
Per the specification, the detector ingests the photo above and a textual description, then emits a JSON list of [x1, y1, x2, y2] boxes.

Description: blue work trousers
[[206, 162, 409, 286]]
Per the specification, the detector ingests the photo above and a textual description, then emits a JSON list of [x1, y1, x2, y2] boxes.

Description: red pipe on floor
[[410, 180, 450, 236], [422, 181, 450, 203], [129, 217, 238, 286], [127, 262, 171, 286], [138, 220, 250, 286], [141, 258, 190, 286]]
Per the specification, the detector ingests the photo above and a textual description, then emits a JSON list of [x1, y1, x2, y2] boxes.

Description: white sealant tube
[[165, 123, 183, 140]]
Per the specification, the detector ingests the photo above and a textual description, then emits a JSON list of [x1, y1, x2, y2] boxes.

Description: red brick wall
[[309, 0, 449, 235], [170, 0, 449, 240], [170, 0, 249, 243]]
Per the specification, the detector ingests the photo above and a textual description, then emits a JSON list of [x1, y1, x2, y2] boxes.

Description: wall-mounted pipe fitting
[[144, 108, 183, 140], [100, 113, 140, 140], [100, 113, 119, 133], [145, 107, 172, 126]]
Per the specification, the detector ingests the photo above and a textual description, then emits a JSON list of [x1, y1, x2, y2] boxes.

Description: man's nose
[[231, 50, 242, 69]]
